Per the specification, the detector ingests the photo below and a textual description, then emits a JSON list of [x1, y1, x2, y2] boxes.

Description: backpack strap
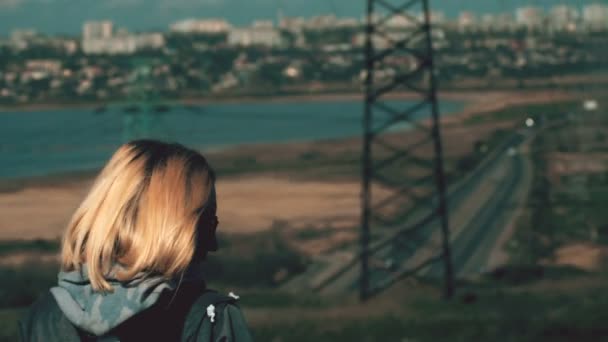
[[182, 290, 238, 342], [73, 288, 236, 342]]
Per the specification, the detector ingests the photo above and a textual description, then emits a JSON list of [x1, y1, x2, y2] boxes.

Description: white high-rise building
[[170, 19, 231, 34], [9, 29, 38, 50], [386, 15, 417, 28], [279, 16, 307, 32], [82, 37, 136, 55], [135, 33, 165, 50], [83, 21, 113, 40], [228, 24, 283, 47], [515, 6, 543, 28], [478, 13, 514, 32], [82, 33, 165, 55], [582, 3, 608, 29], [305, 15, 339, 30], [82, 20, 164, 55], [550, 5, 579, 30]]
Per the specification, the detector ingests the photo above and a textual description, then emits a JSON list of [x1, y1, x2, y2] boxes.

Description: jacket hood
[[50, 266, 174, 336]]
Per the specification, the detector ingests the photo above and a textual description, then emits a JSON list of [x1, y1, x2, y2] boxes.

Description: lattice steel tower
[[360, 0, 454, 300]]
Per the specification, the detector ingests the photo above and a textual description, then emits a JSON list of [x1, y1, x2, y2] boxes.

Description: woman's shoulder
[[19, 287, 253, 341], [19, 291, 81, 342], [183, 290, 253, 342]]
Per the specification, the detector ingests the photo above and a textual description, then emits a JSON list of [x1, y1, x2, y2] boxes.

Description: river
[[0, 99, 464, 179]]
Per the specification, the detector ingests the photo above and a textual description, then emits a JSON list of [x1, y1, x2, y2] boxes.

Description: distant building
[[83, 21, 113, 40], [135, 33, 165, 50], [82, 37, 136, 55], [428, 11, 446, 25], [334, 17, 360, 28], [277, 17, 307, 48], [278, 16, 307, 32], [582, 3, 608, 29], [228, 23, 283, 47], [82, 21, 165, 55], [9, 29, 38, 50], [82, 33, 165, 55], [458, 12, 476, 30], [515, 6, 543, 28], [550, 5, 579, 31], [170, 19, 231, 34], [25, 59, 62, 75], [306, 15, 339, 30], [480, 14, 497, 29], [63, 40, 78, 55], [82, 20, 114, 54], [386, 15, 417, 28], [353, 27, 446, 50], [479, 13, 514, 32], [10, 29, 38, 42], [496, 13, 516, 31], [297, 15, 360, 30]]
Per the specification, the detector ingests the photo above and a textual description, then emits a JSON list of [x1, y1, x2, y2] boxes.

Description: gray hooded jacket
[[20, 268, 253, 341]]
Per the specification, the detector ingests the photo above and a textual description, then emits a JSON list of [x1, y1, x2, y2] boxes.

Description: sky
[[0, 0, 603, 36]]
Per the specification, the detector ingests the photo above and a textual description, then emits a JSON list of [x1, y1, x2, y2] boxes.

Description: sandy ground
[[217, 177, 365, 234], [0, 181, 88, 240], [0, 177, 363, 240], [542, 243, 608, 272], [0, 90, 580, 242], [444, 89, 575, 123]]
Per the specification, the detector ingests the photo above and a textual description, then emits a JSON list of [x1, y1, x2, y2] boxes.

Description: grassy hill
[[3, 268, 608, 341]]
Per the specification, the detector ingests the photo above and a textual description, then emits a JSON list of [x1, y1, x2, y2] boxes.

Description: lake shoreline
[[0, 89, 581, 240], [0, 89, 574, 113], [0, 88, 577, 191]]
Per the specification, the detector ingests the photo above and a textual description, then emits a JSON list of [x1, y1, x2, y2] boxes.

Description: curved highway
[[284, 129, 534, 294]]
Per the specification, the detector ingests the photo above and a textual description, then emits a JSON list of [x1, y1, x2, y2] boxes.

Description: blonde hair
[[60, 140, 216, 292]]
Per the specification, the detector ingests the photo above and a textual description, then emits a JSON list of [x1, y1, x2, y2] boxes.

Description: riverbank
[[0, 119, 522, 240], [0, 91, 580, 241], [0, 89, 576, 113]]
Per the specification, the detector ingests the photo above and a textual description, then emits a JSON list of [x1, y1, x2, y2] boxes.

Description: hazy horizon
[[0, 0, 600, 36]]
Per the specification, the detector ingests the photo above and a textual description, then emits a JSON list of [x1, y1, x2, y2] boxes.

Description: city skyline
[[0, 0, 601, 35]]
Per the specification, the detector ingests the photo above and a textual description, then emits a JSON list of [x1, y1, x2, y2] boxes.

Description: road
[[426, 132, 532, 278], [284, 129, 534, 294]]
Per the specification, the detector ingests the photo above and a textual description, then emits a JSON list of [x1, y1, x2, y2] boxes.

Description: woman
[[20, 140, 253, 341]]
